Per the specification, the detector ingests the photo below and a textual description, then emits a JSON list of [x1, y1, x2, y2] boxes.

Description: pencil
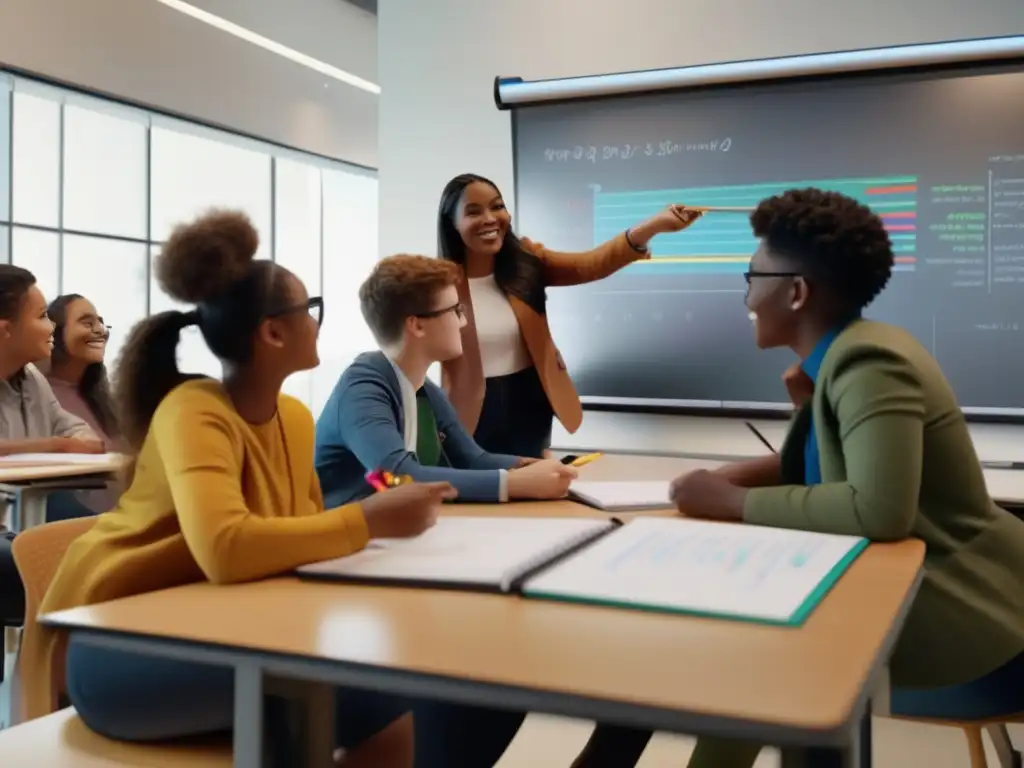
[[744, 422, 777, 454]]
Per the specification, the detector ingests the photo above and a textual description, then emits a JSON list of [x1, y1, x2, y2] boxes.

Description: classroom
[[2, 1, 1024, 767]]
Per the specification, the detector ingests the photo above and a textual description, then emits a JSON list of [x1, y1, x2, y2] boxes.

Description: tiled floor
[[496, 714, 1022, 767]]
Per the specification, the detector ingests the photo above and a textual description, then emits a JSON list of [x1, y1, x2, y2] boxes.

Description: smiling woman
[[45, 294, 120, 446], [44, 293, 123, 514]]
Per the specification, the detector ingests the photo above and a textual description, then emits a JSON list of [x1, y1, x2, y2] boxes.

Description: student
[[316, 252, 653, 767], [45, 293, 122, 513], [20, 210, 522, 767], [437, 173, 703, 458], [0, 266, 103, 533], [316, 254, 579, 508], [667, 188, 1024, 768]]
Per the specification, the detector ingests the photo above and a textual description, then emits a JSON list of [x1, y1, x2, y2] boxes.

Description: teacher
[[437, 173, 702, 457]]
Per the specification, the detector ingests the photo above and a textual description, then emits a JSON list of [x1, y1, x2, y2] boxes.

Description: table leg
[[10, 489, 48, 531], [780, 713, 870, 768], [234, 663, 266, 768]]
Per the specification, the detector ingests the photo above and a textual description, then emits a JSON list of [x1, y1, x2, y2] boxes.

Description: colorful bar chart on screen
[[594, 176, 919, 275]]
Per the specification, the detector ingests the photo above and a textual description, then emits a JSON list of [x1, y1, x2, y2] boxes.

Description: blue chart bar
[[593, 176, 919, 275]]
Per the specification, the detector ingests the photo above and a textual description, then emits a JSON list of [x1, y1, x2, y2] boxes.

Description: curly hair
[[751, 188, 894, 312], [114, 209, 289, 452], [360, 255, 462, 346], [47, 294, 119, 439], [437, 173, 547, 315]]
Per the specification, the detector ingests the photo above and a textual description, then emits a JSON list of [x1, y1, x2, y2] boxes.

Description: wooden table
[[0, 455, 124, 531], [40, 455, 926, 768]]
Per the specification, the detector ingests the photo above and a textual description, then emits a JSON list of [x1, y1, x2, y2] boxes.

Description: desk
[[553, 450, 1024, 508], [0, 456, 123, 531], [41, 476, 924, 768]]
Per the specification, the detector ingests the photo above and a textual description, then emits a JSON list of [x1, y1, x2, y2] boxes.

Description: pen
[[744, 422, 777, 454], [982, 460, 1024, 470], [365, 471, 388, 492], [688, 206, 755, 213], [571, 452, 603, 468]]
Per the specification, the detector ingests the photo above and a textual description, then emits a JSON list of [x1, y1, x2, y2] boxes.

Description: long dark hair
[[47, 294, 119, 438], [437, 173, 547, 314], [114, 210, 289, 453]]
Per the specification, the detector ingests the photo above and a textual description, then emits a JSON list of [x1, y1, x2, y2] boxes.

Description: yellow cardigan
[[21, 379, 370, 720]]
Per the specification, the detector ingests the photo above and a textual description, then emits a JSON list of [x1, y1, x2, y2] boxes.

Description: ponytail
[[114, 309, 200, 453]]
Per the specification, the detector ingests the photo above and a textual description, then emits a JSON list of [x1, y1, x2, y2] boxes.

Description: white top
[[467, 275, 531, 379]]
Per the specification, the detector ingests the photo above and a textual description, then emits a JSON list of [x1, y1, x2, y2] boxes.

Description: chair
[[0, 706, 231, 767], [10, 517, 95, 721]]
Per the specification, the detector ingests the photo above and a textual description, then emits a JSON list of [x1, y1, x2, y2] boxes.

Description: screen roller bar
[[493, 35, 1024, 108]]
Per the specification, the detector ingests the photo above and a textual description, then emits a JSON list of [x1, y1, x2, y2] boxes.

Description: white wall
[[0, 0, 378, 165], [377, 0, 1024, 458]]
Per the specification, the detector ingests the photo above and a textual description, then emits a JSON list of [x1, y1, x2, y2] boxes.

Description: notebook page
[[524, 517, 866, 623], [569, 480, 672, 510], [299, 516, 613, 590]]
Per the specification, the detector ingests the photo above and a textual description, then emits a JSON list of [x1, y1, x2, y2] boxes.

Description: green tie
[[415, 391, 442, 467]]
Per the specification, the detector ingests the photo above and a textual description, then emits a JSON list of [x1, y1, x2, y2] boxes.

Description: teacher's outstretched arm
[[529, 205, 704, 287]]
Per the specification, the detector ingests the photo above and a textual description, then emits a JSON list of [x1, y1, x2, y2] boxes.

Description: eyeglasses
[[743, 270, 802, 296], [268, 296, 324, 328], [416, 302, 464, 320], [76, 316, 111, 334]]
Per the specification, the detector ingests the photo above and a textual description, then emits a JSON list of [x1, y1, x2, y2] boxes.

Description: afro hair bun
[[155, 209, 258, 305]]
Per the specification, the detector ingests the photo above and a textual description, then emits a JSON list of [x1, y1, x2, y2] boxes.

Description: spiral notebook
[[298, 516, 619, 593], [297, 516, 867, 625]]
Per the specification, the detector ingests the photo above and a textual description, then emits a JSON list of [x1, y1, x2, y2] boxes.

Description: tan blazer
[[442, 233, 646, 435]]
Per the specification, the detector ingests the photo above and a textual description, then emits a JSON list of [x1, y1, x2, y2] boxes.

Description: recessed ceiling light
[[153, 0, 380, 95]]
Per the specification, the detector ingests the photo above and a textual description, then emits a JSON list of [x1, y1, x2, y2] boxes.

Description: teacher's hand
[[669, 469, 747, 521], [626, 206, 704, 249]]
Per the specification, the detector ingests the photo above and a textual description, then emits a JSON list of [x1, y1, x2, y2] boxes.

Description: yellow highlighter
[[569, 452, 603, 468]]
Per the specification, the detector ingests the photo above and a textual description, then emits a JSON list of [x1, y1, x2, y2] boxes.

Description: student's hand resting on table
[[361, 481, 457, 539], [669, 470, 748, 521], [508, 459, 577, 500], [782, 362, 815, 408], [48, 436, 106, 454]]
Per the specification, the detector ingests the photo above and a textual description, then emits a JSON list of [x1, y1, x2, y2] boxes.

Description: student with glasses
[[315, 253, 582, 509], [315, 252, 662, 767], [43, 294, 123, 514], [20, 209, 520, 767], [667, 188, 1024, 768]]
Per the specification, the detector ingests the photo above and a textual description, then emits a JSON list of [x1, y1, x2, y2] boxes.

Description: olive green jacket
[[744, 320, 1024, 687]]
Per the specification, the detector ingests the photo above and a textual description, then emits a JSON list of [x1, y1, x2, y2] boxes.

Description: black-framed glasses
[[268, 296, 324, 328], [743, 270, 801, 284], [416, 302, 464, 320]]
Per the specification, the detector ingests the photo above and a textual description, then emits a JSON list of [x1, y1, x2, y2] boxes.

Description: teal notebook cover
[[524, 534, 869, 628]]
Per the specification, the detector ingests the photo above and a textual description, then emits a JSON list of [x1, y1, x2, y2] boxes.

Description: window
[[63, 102, 148, 239], [0, 75, 11, 221], [11, 228, 60, 302], [314, 167, 379, 415], [2, 70, 378, 416], [62, 236, 148, 364], [11, 89, 60, 228], [150, 121, 272, 257], [275, 157, 323, 407]]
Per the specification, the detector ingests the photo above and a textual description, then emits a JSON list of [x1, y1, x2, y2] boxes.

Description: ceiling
[[345, 0, 376, 14]]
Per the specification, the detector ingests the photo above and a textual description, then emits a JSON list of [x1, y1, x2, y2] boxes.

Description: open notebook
[[298, 517, 618, 593], [569, 480, 673, 511], [298, 516, 868, 626]]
